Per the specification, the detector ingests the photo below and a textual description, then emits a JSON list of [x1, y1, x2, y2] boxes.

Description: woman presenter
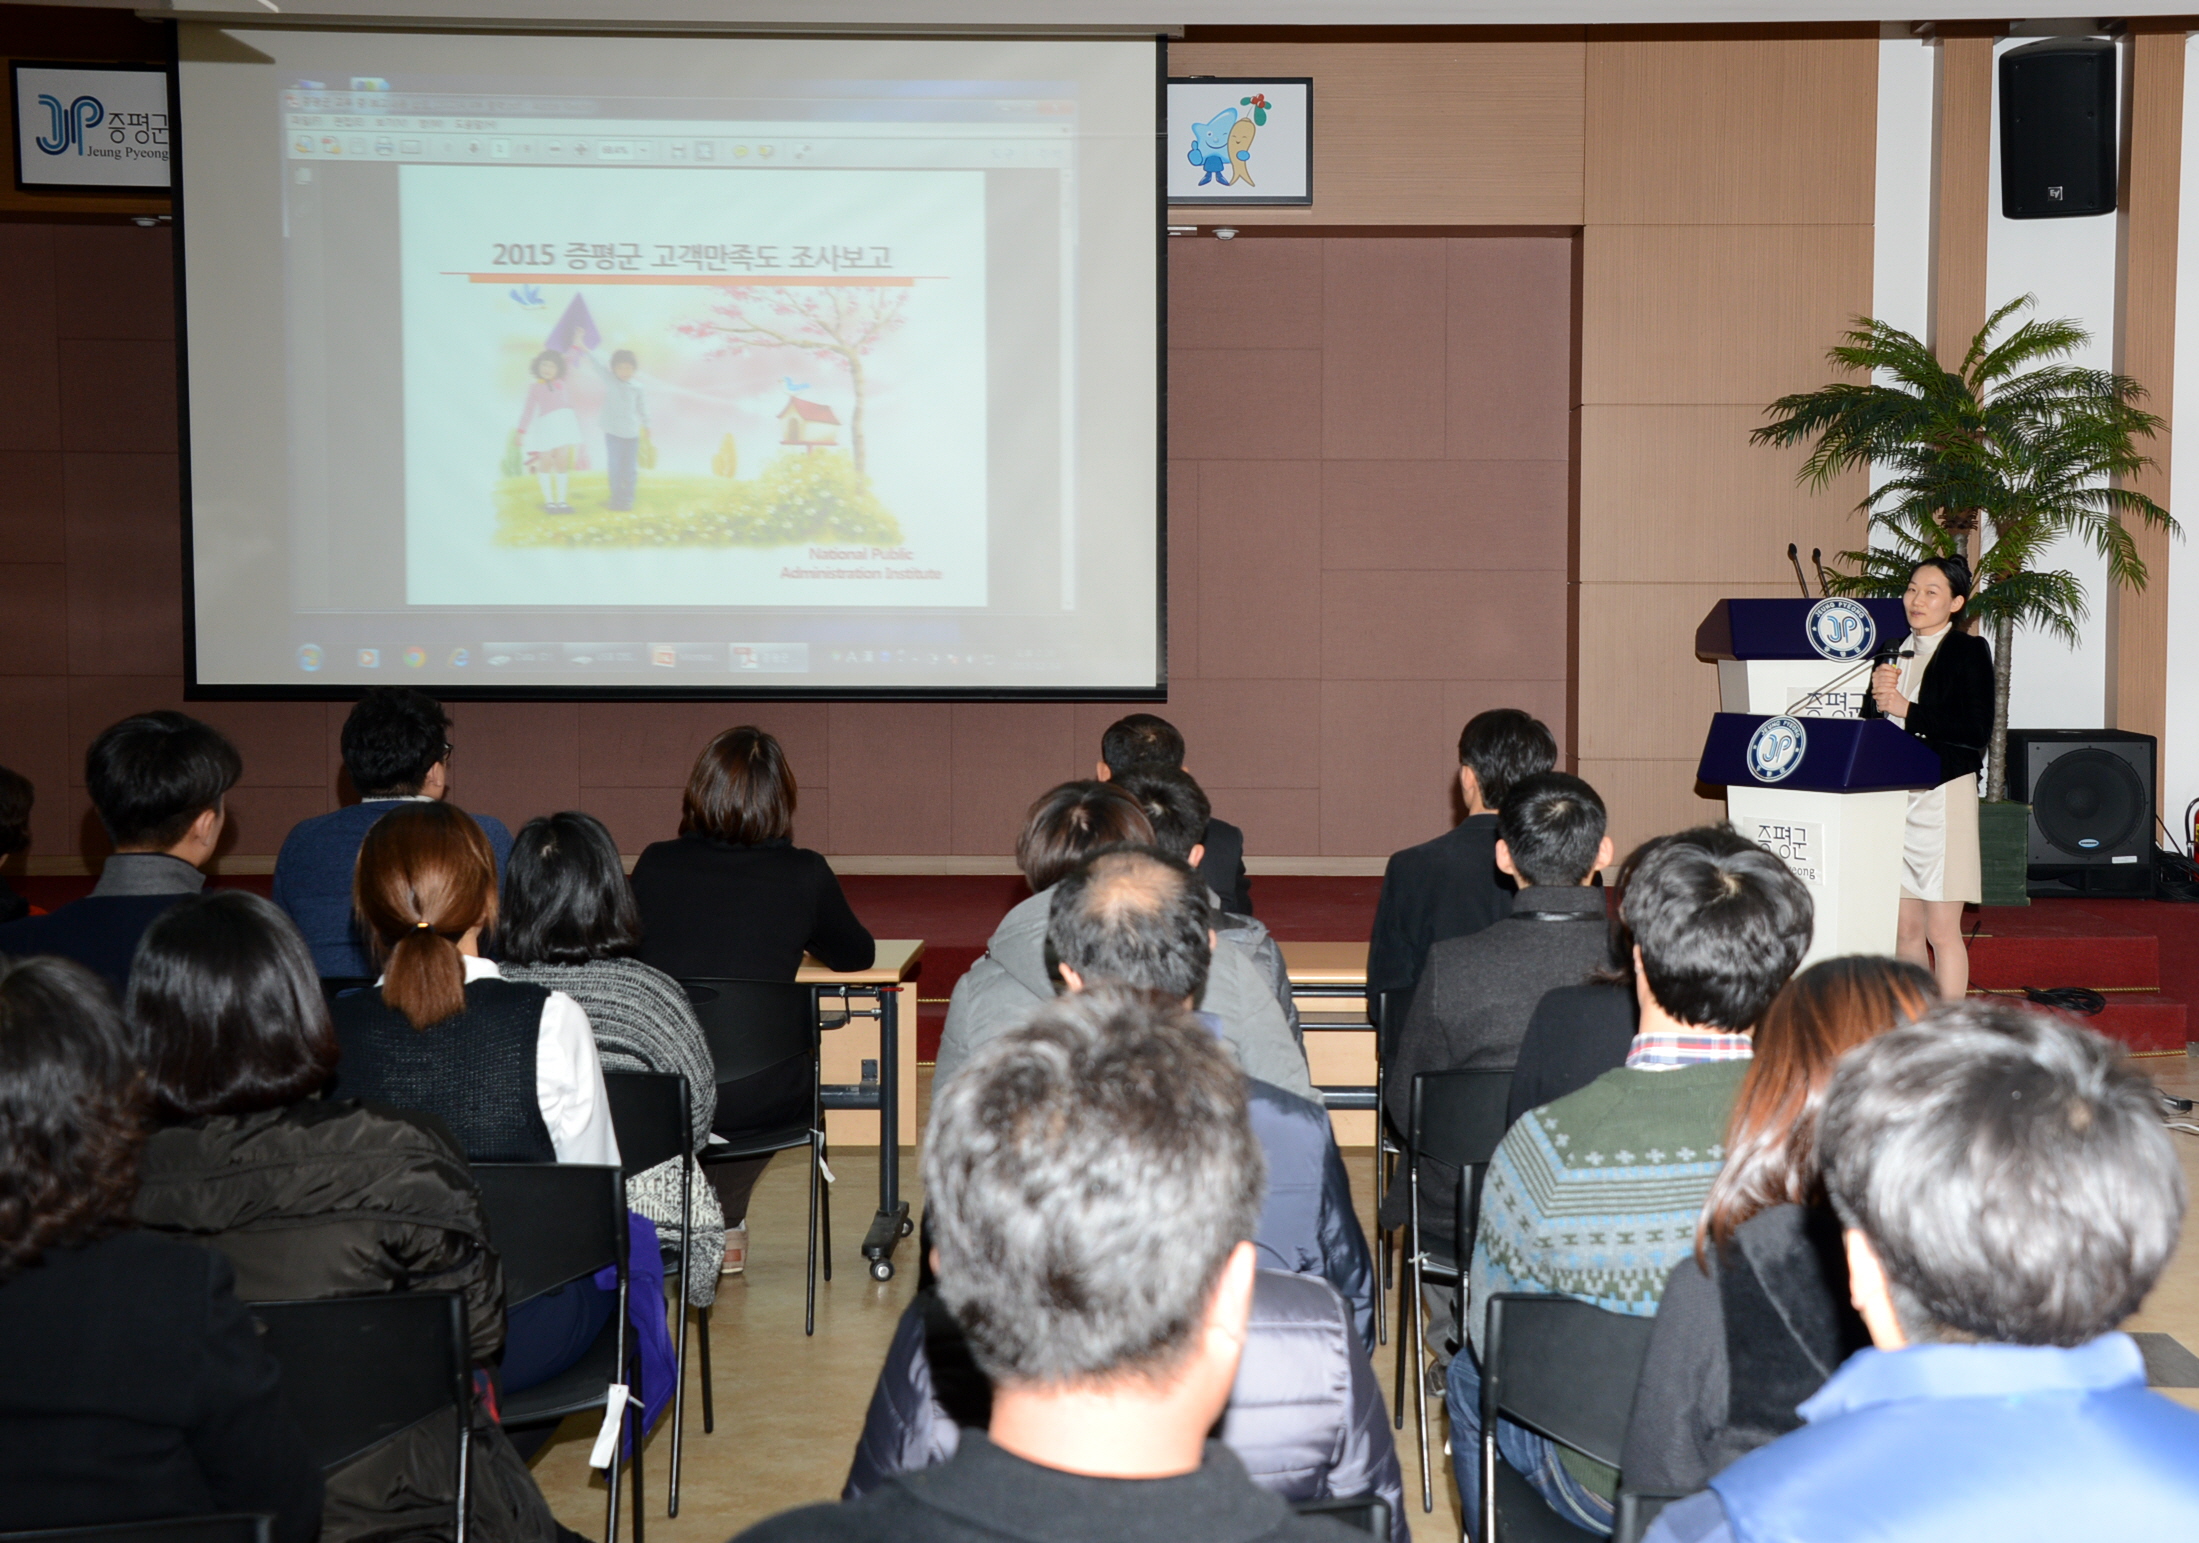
[[1864, 556, 1995, 997]]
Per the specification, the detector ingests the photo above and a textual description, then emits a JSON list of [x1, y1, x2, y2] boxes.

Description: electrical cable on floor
[[2021, 986, 2107, 1015]]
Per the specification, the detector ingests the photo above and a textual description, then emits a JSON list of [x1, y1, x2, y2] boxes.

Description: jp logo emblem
[[1747, 716, 1809, 784], [1805, 597, 1876, 661]]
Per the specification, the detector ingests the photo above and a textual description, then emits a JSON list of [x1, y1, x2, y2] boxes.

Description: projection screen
[[176, 28, 1161, 696]]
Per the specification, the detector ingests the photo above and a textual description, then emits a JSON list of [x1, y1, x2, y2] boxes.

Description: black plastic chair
[[248, 1293, 470, 1542], [1395, 1068, 1512, 1512], [1613, 1491, 1686, 1543], [680, 978, 831, 1357], [0, 1519, 271, 1543], [471, 1163, 638, 1543], [1292, 1494, 1393, 1539], [1370, 986, 1414, 1348], [602, 1071, 697, 1517], [1480, 1294, 1657, 1543]]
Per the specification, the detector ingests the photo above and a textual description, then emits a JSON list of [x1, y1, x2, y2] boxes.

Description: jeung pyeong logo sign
[[13, 64, 171, 193]]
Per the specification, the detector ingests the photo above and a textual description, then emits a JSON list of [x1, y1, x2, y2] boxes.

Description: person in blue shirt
[[1644, 1000, 2199, 1543], [272, 689, 512, 978]]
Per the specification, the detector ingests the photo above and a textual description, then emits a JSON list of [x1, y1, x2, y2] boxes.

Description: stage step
[[1973, 989, 2189, 1055], [1967, 904, 2161, 991]]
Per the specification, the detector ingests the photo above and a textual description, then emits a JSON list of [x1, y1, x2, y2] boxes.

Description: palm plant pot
[[1978, 799, 2032, 907]]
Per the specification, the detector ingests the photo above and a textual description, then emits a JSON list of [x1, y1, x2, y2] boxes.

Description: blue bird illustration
[[509, 285, 544, 310], [782, 375, 813, 392]]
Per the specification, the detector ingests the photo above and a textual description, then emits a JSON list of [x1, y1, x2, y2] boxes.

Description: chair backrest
[[0, 1519, 272, 1543], [1291, 1494, 1392, 1539], [1483, 1293, 1656, 1470], [1408, 1068, 1513, 1172], [602, 1070, 689, 1177], [680, 978, 818, 1086], [471, 1163, 625, 1306], [249, 1293, 469, 1472], [1375, 988, 1414, 1062]]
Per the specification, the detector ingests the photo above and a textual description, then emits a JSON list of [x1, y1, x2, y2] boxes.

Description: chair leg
[[1375, 1225, 1391, 1347], [805, 1133, 821, 1337], [696, 1305, 714, 1435], [604, 1418, 621, 1543], [818, 1133, 833, 1281], [1412, 1260, 1433, 1514], [1393, 1242, 1410, 1430], [667, 1234, 689, 1514], [630, 1394, 645, 1543]]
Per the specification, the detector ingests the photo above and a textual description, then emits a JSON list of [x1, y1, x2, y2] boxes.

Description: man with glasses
[[272, 688, 514, 977]]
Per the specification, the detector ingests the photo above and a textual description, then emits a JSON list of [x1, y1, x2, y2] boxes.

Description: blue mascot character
[[1186, 107, 1237, 186]]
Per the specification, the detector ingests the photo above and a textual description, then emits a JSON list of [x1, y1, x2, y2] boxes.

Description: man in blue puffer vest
[[1646, 1000, 2199, 1543]]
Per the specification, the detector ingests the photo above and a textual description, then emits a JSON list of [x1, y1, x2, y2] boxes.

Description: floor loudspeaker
[[2004, 728, 2156, 897], [1999, 37, 2118, 219]]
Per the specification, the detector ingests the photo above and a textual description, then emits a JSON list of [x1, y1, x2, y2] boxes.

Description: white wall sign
[[13, 63, 171, 193]]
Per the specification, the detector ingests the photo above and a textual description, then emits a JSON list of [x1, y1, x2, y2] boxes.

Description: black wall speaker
[[2004, 728, 2155, 897], [2000, 37, 2118, 220]]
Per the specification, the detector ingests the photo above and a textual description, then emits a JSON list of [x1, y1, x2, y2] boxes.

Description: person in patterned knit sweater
[[1451, 839, 1813, 1536]]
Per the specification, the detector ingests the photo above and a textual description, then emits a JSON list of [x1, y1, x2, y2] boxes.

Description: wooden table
[[1280, 942, 1378, 1147], [800, 939, 922, 1281]]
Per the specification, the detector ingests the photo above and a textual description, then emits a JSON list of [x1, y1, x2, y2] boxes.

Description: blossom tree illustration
[[678, 285, 910, 476]]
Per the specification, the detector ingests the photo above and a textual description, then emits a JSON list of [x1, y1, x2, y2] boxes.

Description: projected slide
[[177, 31, 1160, 695], [400, 165, 988, 609]]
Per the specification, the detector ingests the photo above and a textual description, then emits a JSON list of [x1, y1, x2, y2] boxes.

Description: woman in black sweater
[[631, 725, 874, 1249], [0, 954, 322, 1541]]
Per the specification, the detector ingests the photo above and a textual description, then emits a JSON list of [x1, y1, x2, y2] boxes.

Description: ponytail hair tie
[[413, 921, 433, 931]]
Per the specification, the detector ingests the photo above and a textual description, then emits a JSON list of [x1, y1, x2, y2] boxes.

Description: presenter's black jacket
[[631, 832, 875, 981], [1365, 813, 1515, 1001], [1199, 815, 1254, 915], [0, 1230, 323, 1542], [1861, 625, 1996, 784]]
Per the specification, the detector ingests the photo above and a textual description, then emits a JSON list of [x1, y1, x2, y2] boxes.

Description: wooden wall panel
[[1167, 41, 1586, 226], [1577, 406, 1867, 584], [1584, 33, 1878, 225], [1581, 224, 1873, 406], [1933, 36, 1995, 367], [1574, 755, 1728, 862], [1576, 578, 1800, 762]]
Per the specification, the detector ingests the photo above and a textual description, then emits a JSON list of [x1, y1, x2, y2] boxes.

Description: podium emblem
[[1746, 715, 1809, 783], [1805, 598, 1876, 660]]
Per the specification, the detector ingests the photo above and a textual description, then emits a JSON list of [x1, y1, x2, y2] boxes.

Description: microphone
[[1787, 543, 1811, 598]]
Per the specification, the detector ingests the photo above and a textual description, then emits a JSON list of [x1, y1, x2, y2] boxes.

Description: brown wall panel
[[1584, 32, 1878, 226], [1581, 223, 1873, 407], [1576, 578, 1800, 761], [1575, 755, 1727, 861], [1168, 41, 1586, 227]]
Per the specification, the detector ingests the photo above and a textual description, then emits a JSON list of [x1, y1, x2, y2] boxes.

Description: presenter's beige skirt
[[1901, 773, 1982, 904]]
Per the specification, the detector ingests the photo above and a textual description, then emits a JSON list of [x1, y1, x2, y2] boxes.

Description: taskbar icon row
[[295, 641, 811, 674]]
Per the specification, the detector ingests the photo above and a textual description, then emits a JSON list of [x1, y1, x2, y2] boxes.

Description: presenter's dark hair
[[354, 801, 498, 1030], [1045, 846, 1211, 1004], [0, 763, 31, 857], [502, 811, 642, 966], [1592, 824, 1763, 984], [531, 349, 566, 378], [1099, 713, 1187, 775], [1497, 772, 1607, 887], [683, 726, 795, 846], [1697, 955, 1936, 1262], [84, 712, 241, 851], [1819, 1001, 2185, 1346], [1457, 709, 1558, 808], [0, 955, 149, 1282], [341, 688, 453, 798], [1621, 841, 1813, 1030], [925, 985, 1265, 1386], [1015, 781, 1152, 892], [127, 891, 337, 1120], [1113, 765, 1211, 863]]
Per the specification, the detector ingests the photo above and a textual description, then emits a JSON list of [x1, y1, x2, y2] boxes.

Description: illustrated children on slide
[[575, 346, 650, 512], [512, 349, 582, 512]]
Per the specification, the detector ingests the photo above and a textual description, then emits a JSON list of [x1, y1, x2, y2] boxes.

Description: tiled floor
[[531, 1055, 2199, 1541]]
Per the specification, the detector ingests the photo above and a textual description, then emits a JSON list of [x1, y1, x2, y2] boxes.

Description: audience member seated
[[630, 725, 872, 1232], [0, 762, 32, 926], [272, 688, 513, 979], [0, 712, 241, 997], [326, 799, 620, 1395], [124, 891, 563, 1543], [1367, 709, 1558, 1005], [936, 783, 1311, 1100], [501, 810, 730, 1284], [1096, 711, 1252, 914], [1115, 763, 1298, 1034], [1451, 840, 1812, 1536], [0, 954, 321, 1541], [1645, 1003, 2199, 1543], [1381, 772, 1614, 1245], [1505, 824, 1760, 1128], [1620, 956, 1935, 1499], [737, 991, 1364, 1543]]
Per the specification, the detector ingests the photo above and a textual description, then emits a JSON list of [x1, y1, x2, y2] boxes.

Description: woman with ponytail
[[328, 800, 620, 1395]]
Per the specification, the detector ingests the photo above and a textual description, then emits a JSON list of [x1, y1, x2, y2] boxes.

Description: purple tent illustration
[[545, 293, 600, 353]]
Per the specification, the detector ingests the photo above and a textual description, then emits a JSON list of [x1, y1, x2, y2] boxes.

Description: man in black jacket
[[740, 992, 1363, 1543], [1096, 712, 1254, 914], [1366, 708, 1558, 1007]]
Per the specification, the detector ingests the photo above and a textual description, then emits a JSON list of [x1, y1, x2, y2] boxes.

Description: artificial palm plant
[[1752, 296, 2173, 801]]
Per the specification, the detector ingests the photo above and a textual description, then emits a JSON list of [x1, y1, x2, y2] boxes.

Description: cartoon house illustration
[[778, 397, 841, 449]]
